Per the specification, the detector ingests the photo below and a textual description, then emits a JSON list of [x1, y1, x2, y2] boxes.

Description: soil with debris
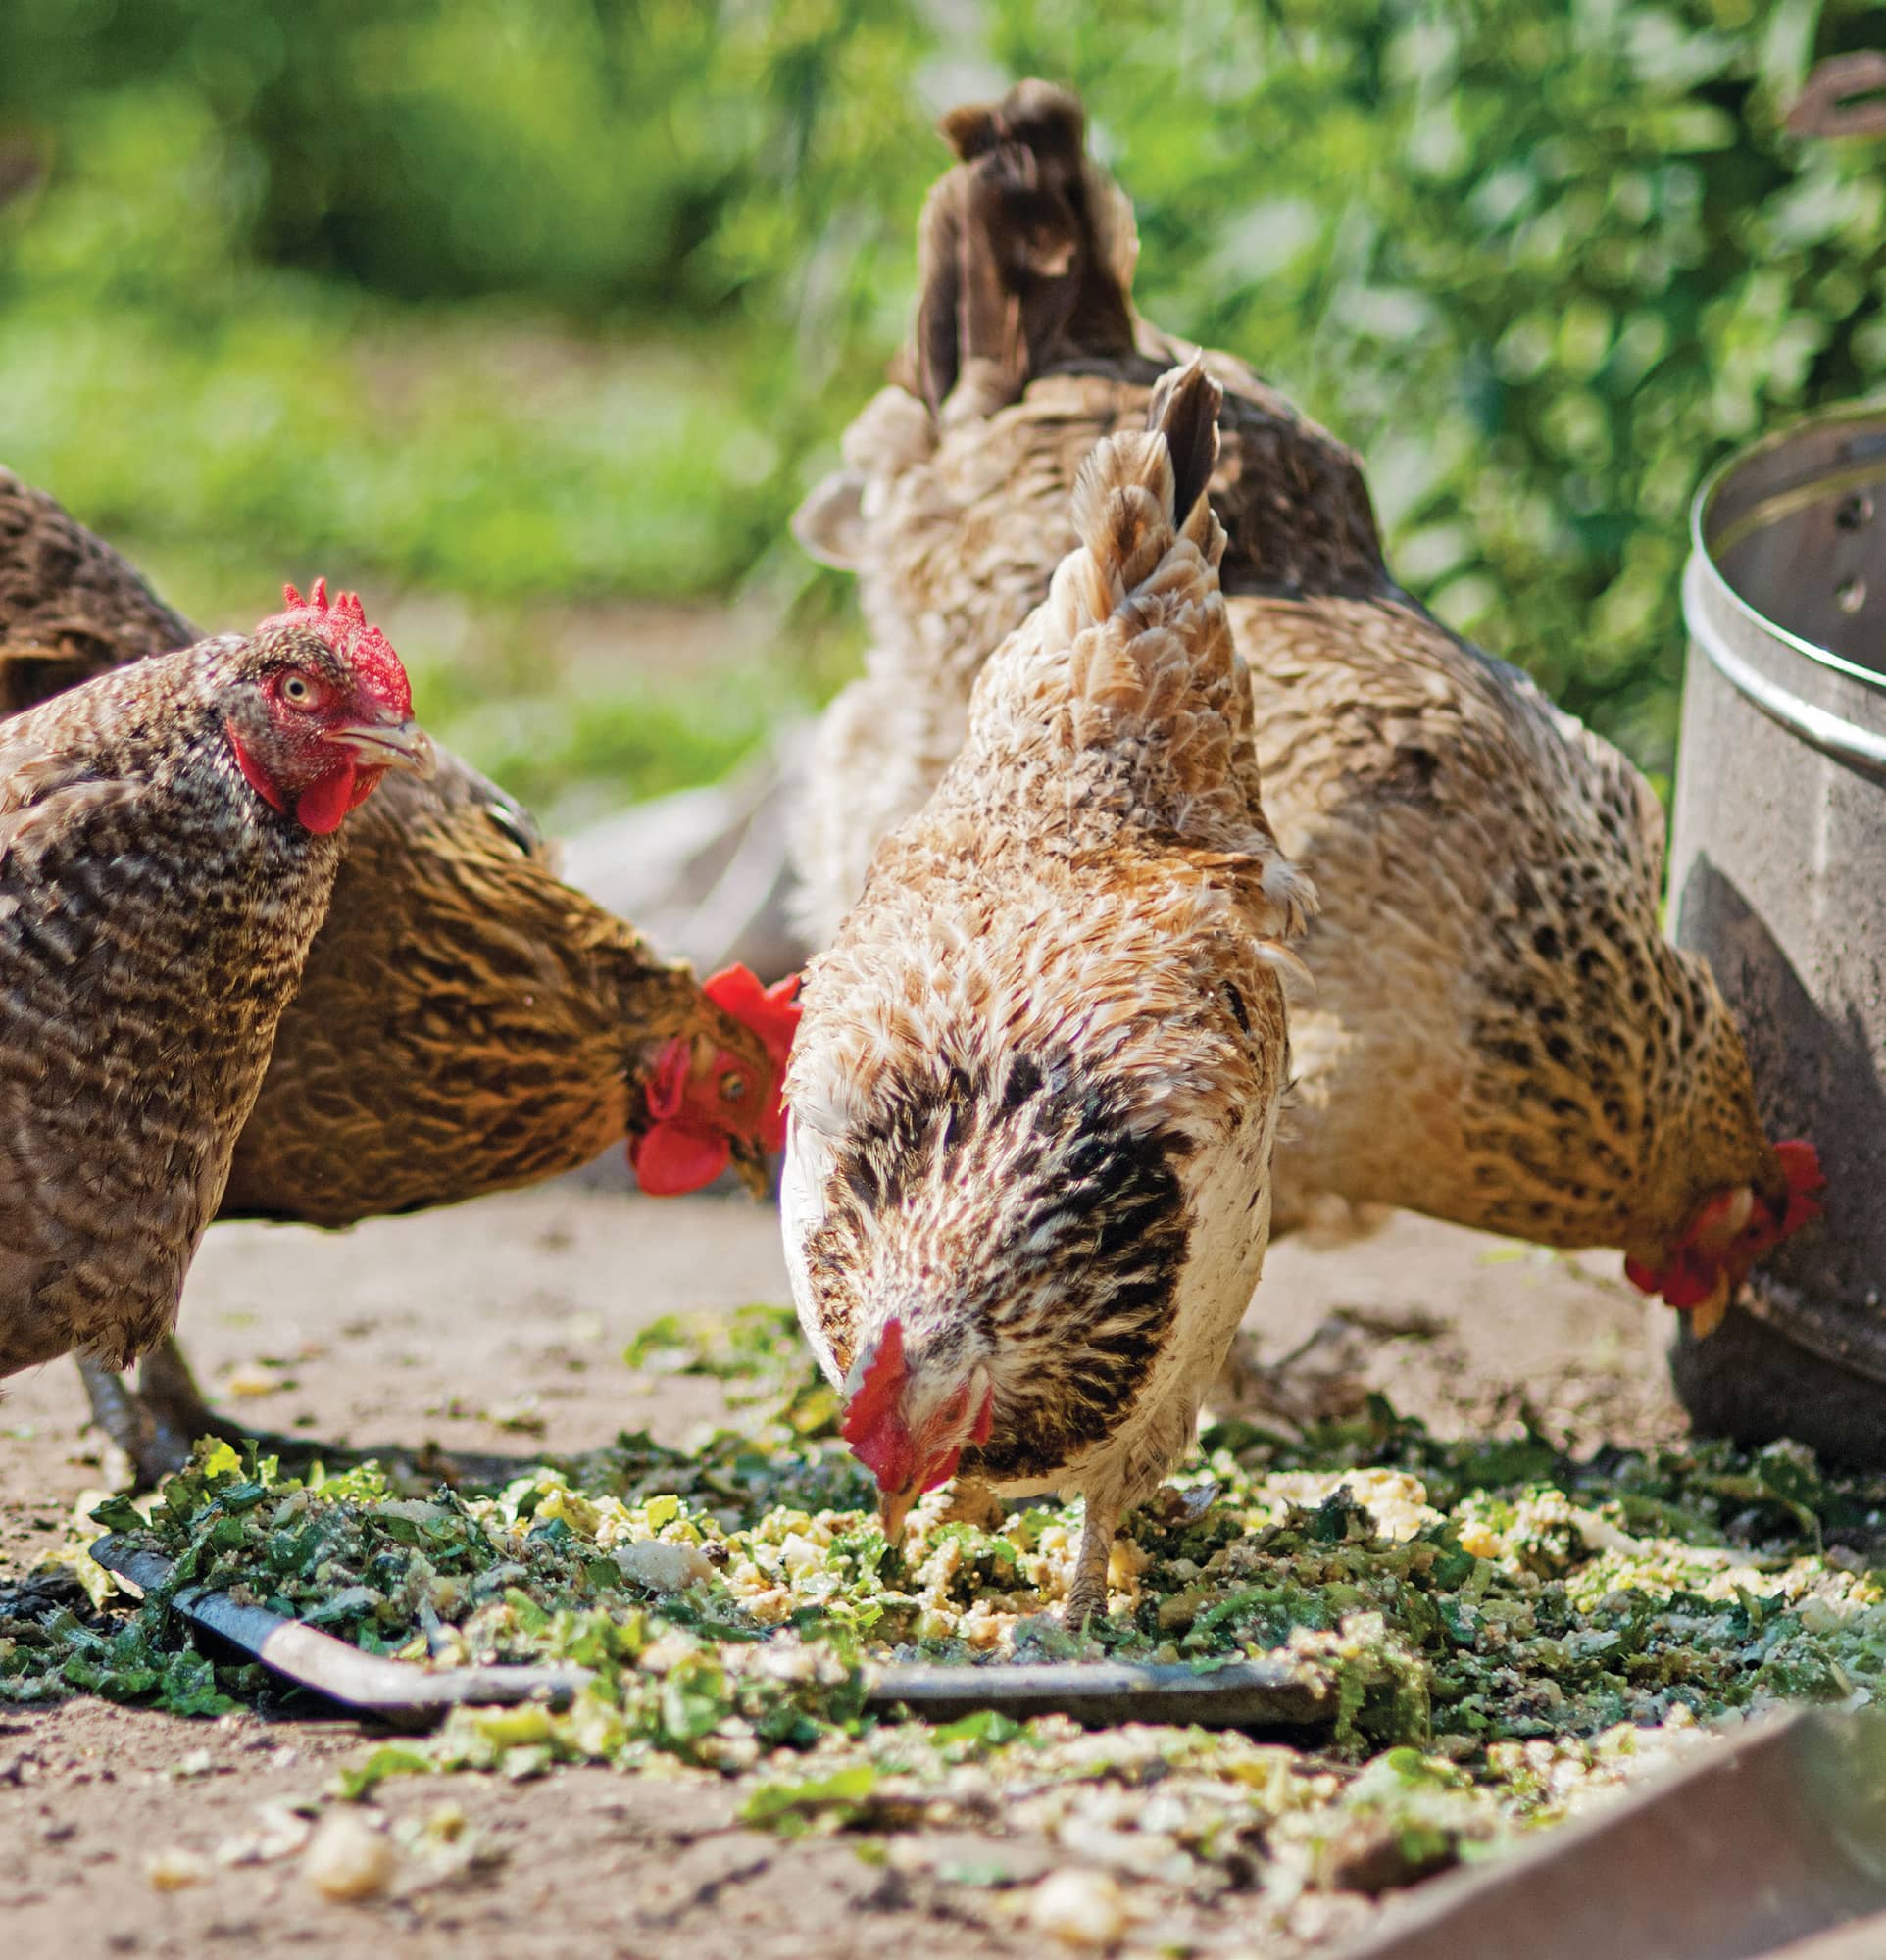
[[0, 1188, 1861, 1959]]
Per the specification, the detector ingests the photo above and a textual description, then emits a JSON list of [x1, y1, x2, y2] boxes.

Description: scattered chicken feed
[[5, 1303, 1884, 1920]]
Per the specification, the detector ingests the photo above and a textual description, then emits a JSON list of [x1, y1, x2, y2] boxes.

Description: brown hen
[[0, 610, 426, 1390], [790, 81, 1822, 1343], [0, 469, 797, 1480]]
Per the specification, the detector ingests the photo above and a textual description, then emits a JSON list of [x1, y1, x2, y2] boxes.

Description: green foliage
[[2, 0, 1884, 792], [976, 0, 1886, 771]]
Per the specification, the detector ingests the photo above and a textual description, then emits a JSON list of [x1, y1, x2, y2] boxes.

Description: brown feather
[[787, 380, 1305, 1613]]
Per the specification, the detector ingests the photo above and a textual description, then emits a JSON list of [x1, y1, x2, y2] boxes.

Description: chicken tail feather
[[912, 79, 1138, 420], [1147, 358, 1221, 530], [1064, 355, 1223, 624]]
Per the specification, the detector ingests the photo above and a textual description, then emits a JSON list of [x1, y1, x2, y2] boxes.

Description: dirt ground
[[0, 1183, 1685, 1960]]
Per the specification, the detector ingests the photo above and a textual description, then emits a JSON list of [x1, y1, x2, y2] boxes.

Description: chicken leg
[[1063, 1490, 1121, 1631], [80, 1340, 360, 1488], [77, 1341, 249, 1488], [80, 1339, 565, 1493]]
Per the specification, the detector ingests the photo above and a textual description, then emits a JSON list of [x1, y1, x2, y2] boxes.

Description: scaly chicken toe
[[81, 1338, 543, 1493], [135, 1337, 260, 1474]]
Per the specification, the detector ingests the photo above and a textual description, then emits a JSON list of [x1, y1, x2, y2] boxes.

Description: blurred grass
[[2, 0, 1886, 819]]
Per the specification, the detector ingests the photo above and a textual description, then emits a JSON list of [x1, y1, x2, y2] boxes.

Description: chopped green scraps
[[5, 1306, 1886, 1906]]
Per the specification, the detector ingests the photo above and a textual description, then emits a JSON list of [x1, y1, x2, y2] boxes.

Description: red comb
[[259, 577, 412, 716], [842, 1321, 915, 1493], [704, 965, 802, 1069], [1772, 1137, 1819, 1207], [843, 1319, 906, 1443], [703, 965, 800, 1152]]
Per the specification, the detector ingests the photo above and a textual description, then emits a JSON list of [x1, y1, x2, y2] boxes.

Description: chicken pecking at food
[[784, 363, 1313, 1624], [0, 605, 428, 1389], [0, 469, 799, 1481], [790, 80, 1822, 1345]]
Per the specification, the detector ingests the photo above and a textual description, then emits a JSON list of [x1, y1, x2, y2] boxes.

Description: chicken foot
[[77, 1346, 218, 1490], [75, 1339, 272, 1488], [79, 1339, 363, 1488], [1063, 1490, 1122, 1630], [78, 1339, 563, 1493]]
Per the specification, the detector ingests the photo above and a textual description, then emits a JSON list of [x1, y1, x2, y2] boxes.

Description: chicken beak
[[1695, 1185, 1756, 1259], [327, 718, 435, 777], [727, 1134, 775, 1201], [879, 1483, 918, 1548], [1689, 1270, 1734, 1341]]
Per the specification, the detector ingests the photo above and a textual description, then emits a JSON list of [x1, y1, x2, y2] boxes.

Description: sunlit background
[[2, 0, 1881, 828]]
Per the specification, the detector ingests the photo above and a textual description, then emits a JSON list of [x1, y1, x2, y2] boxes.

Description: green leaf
[[333, 1745, 439, 1801], [88, 1494, 145, 1536], [739, 1764, 878, 1833]]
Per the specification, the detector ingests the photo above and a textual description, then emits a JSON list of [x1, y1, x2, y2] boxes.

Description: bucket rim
[[1691, 395, 1886, 695]]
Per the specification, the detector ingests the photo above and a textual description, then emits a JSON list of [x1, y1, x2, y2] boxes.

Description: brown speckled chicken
[[791, 81, 1823, 1344], [0, 605, 427, 1386], [784, 365, 1311, 1624], [0, 469, 799, 1480]]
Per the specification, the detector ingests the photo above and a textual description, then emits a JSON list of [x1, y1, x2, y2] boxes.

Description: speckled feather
[[791, 83, 1783, 1269], [0, 633, 345, 1376], [0, 468, 772, 1223], [784, 368, 1309, 1560]]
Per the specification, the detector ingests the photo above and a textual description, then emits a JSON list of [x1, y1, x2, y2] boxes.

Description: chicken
[[0, 469, 799, 1480], [790, 81, 1823, 1343], [783, 363, 1312, 1624], [0, 598, 428, 1386]]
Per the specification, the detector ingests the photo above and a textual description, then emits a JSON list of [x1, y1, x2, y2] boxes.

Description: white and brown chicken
[[782, 363, 1312, 1623]]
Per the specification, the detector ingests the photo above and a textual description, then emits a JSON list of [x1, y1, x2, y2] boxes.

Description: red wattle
[[847, 1412, 916, 1494], [228, 727, 286, 815], [295, 761, 358, 836], [1623, 1257, 1663, 1298], [346, 764, 386, 811], [629, 1120, 731, 1197], [1659, 1255, 1716, 1311]]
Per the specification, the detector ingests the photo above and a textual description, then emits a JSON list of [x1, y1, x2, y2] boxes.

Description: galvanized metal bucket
[[1667, 402, 1886, 1463]]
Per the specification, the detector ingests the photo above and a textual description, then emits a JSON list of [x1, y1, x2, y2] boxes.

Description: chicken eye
[[280, 672, 315, 707], [719, 1071, 749, 1104]]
